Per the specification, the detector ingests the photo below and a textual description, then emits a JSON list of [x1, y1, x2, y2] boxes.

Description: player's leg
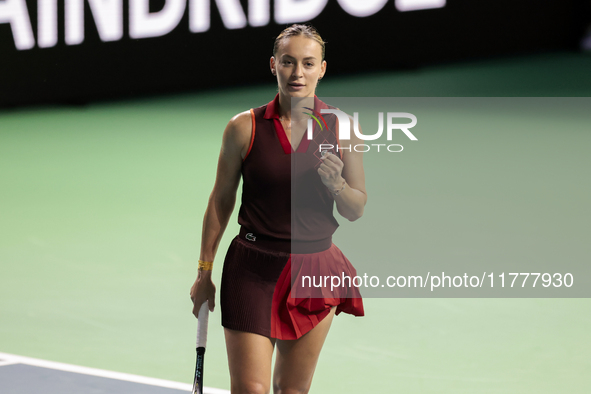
[[272, 306, 337, 394], [225, 328, 276, 394]]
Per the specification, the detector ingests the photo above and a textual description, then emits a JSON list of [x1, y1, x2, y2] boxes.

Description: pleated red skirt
[[220, 234, 364, 340]]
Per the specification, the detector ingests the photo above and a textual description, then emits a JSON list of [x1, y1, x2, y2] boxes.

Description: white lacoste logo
[[245, 233, 256, 241]]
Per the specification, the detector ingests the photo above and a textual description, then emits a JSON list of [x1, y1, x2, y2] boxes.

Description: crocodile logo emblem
[[245, 233, 256, 241]]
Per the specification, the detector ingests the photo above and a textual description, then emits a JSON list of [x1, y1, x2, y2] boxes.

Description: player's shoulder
[[224, 110, 253, 143], [228, 110, 252, 131]]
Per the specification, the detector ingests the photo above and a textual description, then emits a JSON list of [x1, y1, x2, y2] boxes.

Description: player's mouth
[[288, 82, 305, 90]]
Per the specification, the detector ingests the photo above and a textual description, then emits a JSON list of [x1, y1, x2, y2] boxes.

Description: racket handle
[[196, 301, 209, 348]]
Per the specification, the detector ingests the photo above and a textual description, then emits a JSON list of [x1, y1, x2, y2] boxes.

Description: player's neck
[[278, 93, 314, 122]]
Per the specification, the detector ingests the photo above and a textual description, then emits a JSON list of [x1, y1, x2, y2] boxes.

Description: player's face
[[271, 35, 326, 98]]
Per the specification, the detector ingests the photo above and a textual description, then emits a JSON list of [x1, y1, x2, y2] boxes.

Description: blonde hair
[[273, 24, 326, 61]]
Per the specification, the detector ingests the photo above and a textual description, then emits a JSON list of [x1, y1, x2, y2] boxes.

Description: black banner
[[0, 0, 586, 107]]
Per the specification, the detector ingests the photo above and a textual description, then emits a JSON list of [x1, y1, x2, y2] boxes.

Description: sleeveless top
[[237, 94, 342, 254]]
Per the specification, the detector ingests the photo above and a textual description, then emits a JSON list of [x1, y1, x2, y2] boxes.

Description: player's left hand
[[318, 152, 345, 190]]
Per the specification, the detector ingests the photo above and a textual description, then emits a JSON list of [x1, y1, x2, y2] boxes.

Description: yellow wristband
[[198, 260, 213, 271]]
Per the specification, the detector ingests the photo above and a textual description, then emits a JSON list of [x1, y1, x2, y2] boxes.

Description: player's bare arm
[[190, 110, 252, 316]]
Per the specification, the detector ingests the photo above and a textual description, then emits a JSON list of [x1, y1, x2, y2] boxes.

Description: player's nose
[[292, 62, 304, 77]]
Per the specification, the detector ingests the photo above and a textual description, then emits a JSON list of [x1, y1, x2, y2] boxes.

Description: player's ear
[[270, 57, 277, 76], [320, 60, 327, 79]]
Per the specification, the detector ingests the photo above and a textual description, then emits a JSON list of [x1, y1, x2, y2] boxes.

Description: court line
[[0, 352, 229, 394]]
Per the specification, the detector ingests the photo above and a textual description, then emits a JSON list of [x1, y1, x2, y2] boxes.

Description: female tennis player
[[190, 24, 367, 394]]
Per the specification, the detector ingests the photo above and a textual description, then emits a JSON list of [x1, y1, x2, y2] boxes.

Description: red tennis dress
[[220, 94, 364, 340]]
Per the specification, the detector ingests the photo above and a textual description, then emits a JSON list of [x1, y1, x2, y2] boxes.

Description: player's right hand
[[190, 271, 216, 317]]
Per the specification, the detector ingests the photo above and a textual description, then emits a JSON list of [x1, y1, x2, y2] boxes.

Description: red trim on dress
[[273, 118, 292, 154], [273, 118, 312, 154], [243, 109, 256, 161], [264, 94, 327, 155], [263, 94, 279, 120]]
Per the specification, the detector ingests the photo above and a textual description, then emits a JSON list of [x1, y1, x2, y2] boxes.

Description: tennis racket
[[192, 301, 209, 394]]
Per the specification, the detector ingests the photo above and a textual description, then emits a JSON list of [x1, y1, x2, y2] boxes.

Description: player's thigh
[[273, 306, 337, 394], [225, 328, 275, 394]]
